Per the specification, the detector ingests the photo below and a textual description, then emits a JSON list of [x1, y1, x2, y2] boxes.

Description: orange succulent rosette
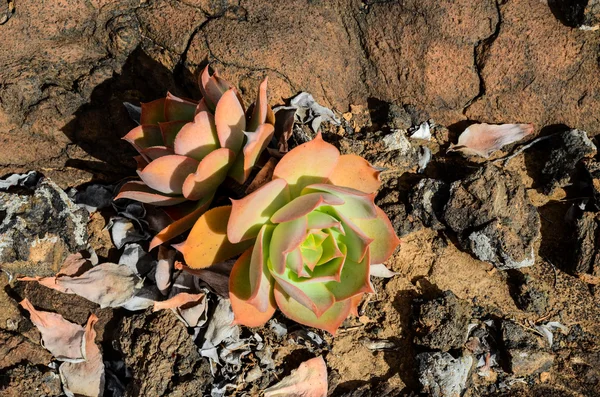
[[116, 67, 277, 249], [178, 134, 400, 334]]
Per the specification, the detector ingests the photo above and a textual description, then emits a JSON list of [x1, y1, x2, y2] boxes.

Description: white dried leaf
[[450, 123, 534, 158], [370, 263, 398, 278], [410, 122, 431, 140]]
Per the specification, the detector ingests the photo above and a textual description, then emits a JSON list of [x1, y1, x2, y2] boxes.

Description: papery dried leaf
[[153, 292, 207, 327], [59, 314, 105, 397], [156, 246, 175, 295], [58, 252, 93, 277], [264, 356, 328, 397], [175, 259, 234, 297], [19, 299, 86, 362], [450, 123, 534, 158], [20, 263, 141, 309]]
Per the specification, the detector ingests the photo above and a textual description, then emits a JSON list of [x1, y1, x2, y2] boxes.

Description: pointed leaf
[[248, 77, 269, 131], [247, 225, 276, 312], [178, 206, 253, 269], [149, 194, 213, 250], [272, 267, 336, 317], [273, 133, 340, 197], [303, 184, 377, 219], [228, 178, 291, 243], [230, 248, 276, 327], [270, 192, 344, 223], [274, 284, 352, 335], [182, 148, 234, 200], [140, 98, 166, 125], [138, 154, 199, 195], [215, 89, 246, 153], [328, 154, 381, 194], [122, 125, 163, 153], [115, 181, 187, 206], [269, 217, 308, 274], [229, 123, 275, 184], [164, 92, 197, 121], [199, 66, 232, 109], [140, 145, 173, 160], [173, 111, 219, 160], [351, 206, 400, 264], [195, 98, 210, 115]]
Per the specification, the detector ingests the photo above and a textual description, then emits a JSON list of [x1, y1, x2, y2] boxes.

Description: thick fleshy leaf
[[140, 146, 173, 160], [451, 123, 534, 158], [228, 178, 291, 243], [328, 154, 381, 194], [349, 294, 363, 317], [140, 98, 166, 125], [273, 133, 340, 197], [177, 206, 253, 269], [247, 225, 275, 312], [182, 148, 234, 200], [173, 111, 219, 161], [351, 206, 400, 264], [315, 233, 345, 267], [164, 92, 197, 121], [195, 98, 210, 115], [138, 155, 199, 195], [59, 314, 105, 397], [271, 192, 344, 223], [20, 299, 86, 362], [122, 125, 163, 153], [264, 356, 328, 397], [215, 89, 246, 153], [229, 123, 275, 184], [159, 120, 188, 147], [307, 249, 345, 283], [248, 77, 269, 131], [230, 248, 276, 327], [303, 184, 377, 220], [115, 181, 187, 206], [326, 249, 373, 302], [307, 211, 343, 232], [274, 284, 352, 335], [246, 157, 278, 194], [331, 210, 373, 263], [149, 194, 213, 250], [272, 267, 336, 317], [134, 155, 149, 171], [269, 217, 308, 274], [199, 66, 231, 109], [156, 246, 174, 295]]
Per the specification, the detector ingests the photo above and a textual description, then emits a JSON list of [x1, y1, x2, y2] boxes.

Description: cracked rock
[[444, 164, 540, 270], [416, 351, 473, 397], [413, 291, 471, 352], [572, 211, 600, 276], [541, 129, 596, 195], [0, 176, 88, 277], [409, 179, 449, 232]]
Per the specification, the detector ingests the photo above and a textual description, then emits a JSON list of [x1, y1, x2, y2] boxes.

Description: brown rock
[[0, 330, 52, 369], [0, 365, 62, 397], [507, 349, 555, 376]]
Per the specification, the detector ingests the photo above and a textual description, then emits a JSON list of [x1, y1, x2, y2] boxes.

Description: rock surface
[[501, 321, 554, 377], [0, 176, 88, 277], [444, 164, 541, 270], [416, 351, 473, 397], [1, 0, 599, 185]]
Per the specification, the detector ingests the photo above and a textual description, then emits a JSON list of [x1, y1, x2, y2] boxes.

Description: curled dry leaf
[[264, 356, 328, 397], [153, 292, 208, 327], [156, 246, 175, 295], [449, 123, 534, 158], [19, 298, 86, 362], [370, 263, 398, 278], [59, 314, 106, 397]]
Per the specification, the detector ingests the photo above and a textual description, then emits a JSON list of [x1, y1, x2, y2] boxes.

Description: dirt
[[1, 0, 600, 396]]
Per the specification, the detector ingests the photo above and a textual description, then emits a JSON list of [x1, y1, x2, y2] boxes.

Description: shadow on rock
[[60, 46, 202, 182], [547, 0, 589, 27]]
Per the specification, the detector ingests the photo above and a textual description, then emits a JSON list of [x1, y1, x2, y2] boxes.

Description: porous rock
[[512, 275, 549, 315], [0, 365, 62, 397], [413, 291, 471, 352], [416, 351, 473, 397], [444, 164, 540, 270], [0, 176, 88, 277], [541, 129, 596, 195], [501, 320, 554, 376], [409, 179, 449, 232], [572, 211, 600, 278]]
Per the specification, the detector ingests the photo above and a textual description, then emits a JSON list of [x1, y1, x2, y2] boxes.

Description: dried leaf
[[410, 122, 431, 140], [370, 263, 398, 278], [20, 263, 142, 309], [175, 259, 234, 297], [290, 92, 340, 132], [19, 298, 86, 362], [264, 356, 328, 397], [450, 123, 534, 158], [156, 246, 175, 295], [59, 314, 105, 397], [153, 292, 207, 327]]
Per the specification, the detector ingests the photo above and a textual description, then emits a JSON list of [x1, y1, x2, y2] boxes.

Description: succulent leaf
[[115, 181, 187, 206], [164, 92, 197, 121], [137, 154, 199, 195], [328, 154, 382, 193], [215, 89, 246, 153], [173, 111, 219, 161], [140, 98, 167, 124]]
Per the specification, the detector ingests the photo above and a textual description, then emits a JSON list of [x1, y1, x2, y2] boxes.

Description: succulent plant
[[177, 134, 400, 334], [116, 66, 278, 249]]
